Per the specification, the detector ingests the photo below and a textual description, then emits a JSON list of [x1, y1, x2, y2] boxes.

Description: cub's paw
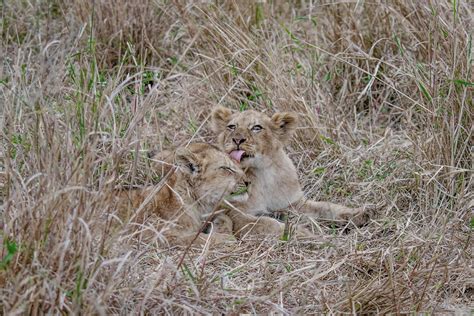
[[337, 204, 378, 227], [212, 213, 234, 235]]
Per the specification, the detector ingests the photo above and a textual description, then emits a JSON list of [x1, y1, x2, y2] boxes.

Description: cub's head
[[152, 143, 249, 207], [211, 106, 298, 168]]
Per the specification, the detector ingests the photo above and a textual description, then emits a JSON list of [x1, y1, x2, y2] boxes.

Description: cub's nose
[[232, 138, 246, 146]]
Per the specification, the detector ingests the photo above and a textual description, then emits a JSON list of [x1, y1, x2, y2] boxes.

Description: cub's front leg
[[297, 199, 371, 226], [208, 212, 234, 235]]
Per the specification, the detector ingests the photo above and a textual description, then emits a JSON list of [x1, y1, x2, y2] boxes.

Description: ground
[[0, 1, 472, 314]]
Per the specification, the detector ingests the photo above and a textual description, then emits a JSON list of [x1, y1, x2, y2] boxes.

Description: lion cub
[[211, 106, 370, 226], [114, 143, 249, 246]]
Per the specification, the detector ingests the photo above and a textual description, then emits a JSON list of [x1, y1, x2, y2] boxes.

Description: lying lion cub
[[211, 106, 369, 226], [142, 143, 311, 237], [114, 143, 249, 246]]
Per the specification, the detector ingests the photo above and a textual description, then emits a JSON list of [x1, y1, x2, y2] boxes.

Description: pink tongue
[[229, 150, 245, 162]]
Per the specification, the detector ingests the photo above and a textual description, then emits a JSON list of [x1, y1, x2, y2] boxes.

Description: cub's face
[[211, 107, 298, 168], [172, 143, 249, 207]]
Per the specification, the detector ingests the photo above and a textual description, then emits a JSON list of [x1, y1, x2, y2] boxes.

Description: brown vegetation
[[1, 1, 472, 314]]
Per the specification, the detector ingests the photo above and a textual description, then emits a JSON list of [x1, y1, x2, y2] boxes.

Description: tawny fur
[[211, 106, 370, 226], [148, 144, 306, 239], [114, 143, 249, 246]]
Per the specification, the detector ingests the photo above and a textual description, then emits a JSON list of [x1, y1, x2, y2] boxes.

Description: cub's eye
[[227, 124, 236, 131], [220, 166, 235, 173], [251, 125, 263, 132]]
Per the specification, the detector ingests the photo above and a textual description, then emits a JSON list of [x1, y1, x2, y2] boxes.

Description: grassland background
[[0, 0, 472, 314]]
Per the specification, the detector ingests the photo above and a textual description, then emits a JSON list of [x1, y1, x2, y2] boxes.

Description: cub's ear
[[148, 149, 175, 176], [211, 106, 234, 133], [271, 112, 299, 143], [175, 147, 200, 175]]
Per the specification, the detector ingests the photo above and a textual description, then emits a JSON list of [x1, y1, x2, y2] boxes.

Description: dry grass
[[1, 0, 473, 314]]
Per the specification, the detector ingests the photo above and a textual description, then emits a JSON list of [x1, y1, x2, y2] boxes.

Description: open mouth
[[229, 150, 254, 162]]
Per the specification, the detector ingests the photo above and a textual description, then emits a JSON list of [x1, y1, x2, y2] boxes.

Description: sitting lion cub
[[211, 106, 369, 226], [115, 143, 249, 246]]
